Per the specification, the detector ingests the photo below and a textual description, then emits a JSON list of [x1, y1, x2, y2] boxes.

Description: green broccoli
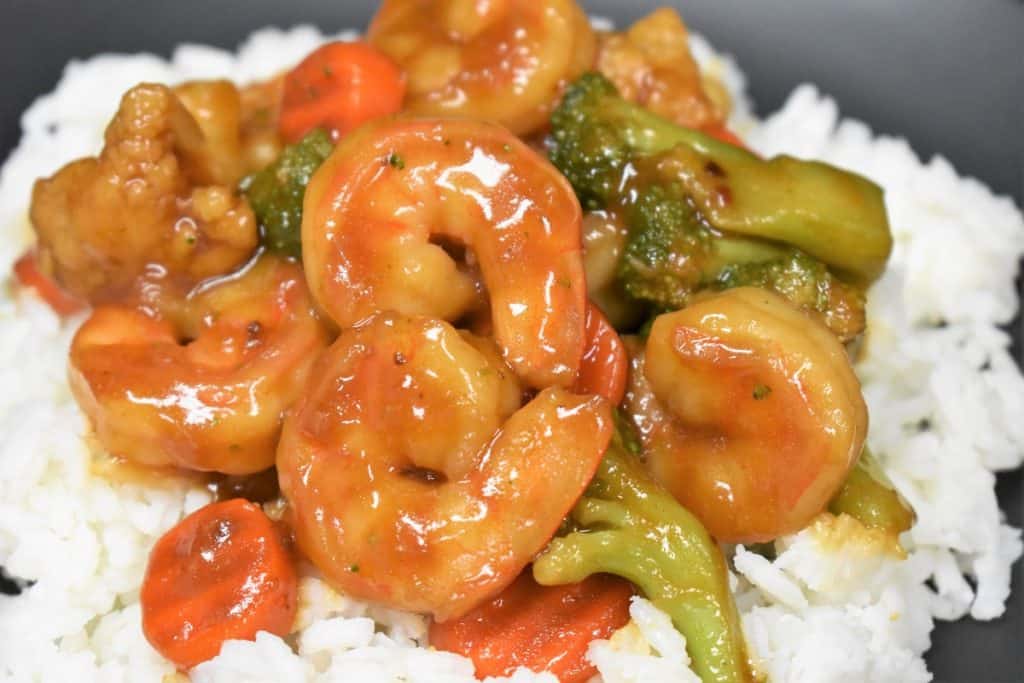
[[241, 129, 334, 258], [714, 251, 866, 341], [829, 450, 915, 539], [548, 74, 892, 330], [548, 73, 704, 208], [616, 186, 864, 338], [615, 184, 714, 308], [533, 417, 753, 683]]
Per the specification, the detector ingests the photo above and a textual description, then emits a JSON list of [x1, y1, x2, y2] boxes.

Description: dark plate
[[2, 1, 1021, 680]]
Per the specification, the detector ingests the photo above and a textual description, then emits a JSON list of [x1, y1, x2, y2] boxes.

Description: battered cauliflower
[[30, 82, 259, 304]]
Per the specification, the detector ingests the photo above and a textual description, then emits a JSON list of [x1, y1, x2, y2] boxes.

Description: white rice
[[1, 23, 1021, 683]]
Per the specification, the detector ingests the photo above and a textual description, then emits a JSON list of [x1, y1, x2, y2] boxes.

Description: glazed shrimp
[[367, 0, 596, 135], [624, 287, 867, 543], [302, 118, 588, 389], [277, 312, 612, 622], [70, 255, 330, 475]]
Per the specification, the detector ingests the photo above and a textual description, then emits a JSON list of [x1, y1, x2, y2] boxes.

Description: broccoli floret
[[549, 73, 891, 330], [716, 251, 832, 309], [241, 129, 334, 258], [715, 251, 867, 341], [548, 73, 702, 208], [617, 184, 713, 309], [534, 416, 752, 683]]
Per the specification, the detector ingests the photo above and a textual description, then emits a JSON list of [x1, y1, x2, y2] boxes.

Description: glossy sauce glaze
[[276, 312, 613, 622], [69, 255, 330, 474], [141, 499, 297, 669], [301, 117, 588, 389], [368, 0, 596, 135], [625, 287, 867, 543]]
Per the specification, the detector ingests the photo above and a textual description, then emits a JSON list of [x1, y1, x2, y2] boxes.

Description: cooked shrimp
[[69, 255, 330, 475], [596, 8, 727, 130], [277, 312, 612, 621], [572, 303, 628, 405], [367, 0, 596, 136], [302, 118, 588, 389], [30, 83, 258, 304], [624, 287, 867, 543]]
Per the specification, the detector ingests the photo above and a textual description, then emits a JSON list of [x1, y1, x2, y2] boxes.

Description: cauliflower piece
[[596, 8, 727, 130], [30, 82, 258, 304]]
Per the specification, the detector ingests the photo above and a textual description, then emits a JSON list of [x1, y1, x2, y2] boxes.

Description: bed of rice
[[1, 24, 1021, 683]]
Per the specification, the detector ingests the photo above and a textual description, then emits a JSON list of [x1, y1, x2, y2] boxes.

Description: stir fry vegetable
[[140, 499, 298, 670], [30, 82, 259, 305], [279, 41, 405, 143], [15, 2, 914, 675], [548, 73, 891, 338], [829, 450, 915, 538], [533, 419, 753, 683], [241, 128, 333, 258], [430, 571, 633, 683], [549, 73, 890, 280], [12, 250, 85, 316], [714, 252, 866, 342]]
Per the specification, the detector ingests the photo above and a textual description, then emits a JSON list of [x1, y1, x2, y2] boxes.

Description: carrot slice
[[572, 303, 628, 405], [12, 250, 85, 316], [430, 571, 633, 683], [702, 123, 747, 148], [140, 499, 297, 670], [279, 41, 405, 143]]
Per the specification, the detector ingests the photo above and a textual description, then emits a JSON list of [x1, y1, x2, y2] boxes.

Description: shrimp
[[624, 287, 867, 543], [301, 118, 588, 389], [69, 255, 330, 475], [367, 0, 596, 136], [276, 312, 613, 622], [30, 82, 258, 304]]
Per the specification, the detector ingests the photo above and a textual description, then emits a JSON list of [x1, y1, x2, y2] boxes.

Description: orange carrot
[[140, 499, 297, 670], [12, 250, 85, 316], [702, 123, 747, 148], [279, 41, 405, 143], [430, 572, 633, 683], [572, 303, 628, 405]]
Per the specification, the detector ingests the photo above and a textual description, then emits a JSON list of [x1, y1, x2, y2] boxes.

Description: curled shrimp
[[302, 118, 588, 389], [30, 82, 258, 304], [277, 312, 612, 621], [367, 0, 596, 136], [69, 255, 330, 475], [624, 287, 867, 543]]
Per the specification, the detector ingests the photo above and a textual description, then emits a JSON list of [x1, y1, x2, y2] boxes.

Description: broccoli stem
[[533, 429, 752, 683], [829, 450, 914, 538], [549, 73, 892, 317], [653, 147, 891, 284], [240, 129, 334, 258]]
